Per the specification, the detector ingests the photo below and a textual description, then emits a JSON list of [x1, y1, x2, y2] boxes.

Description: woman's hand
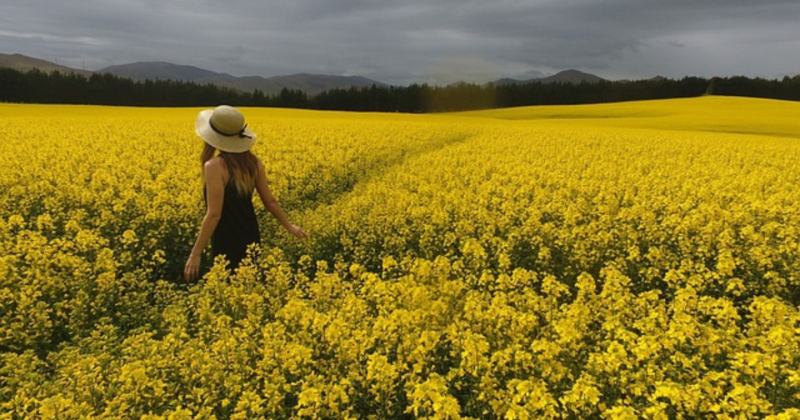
[[184, 254, 201, 283], [287, 224, 307, 239]]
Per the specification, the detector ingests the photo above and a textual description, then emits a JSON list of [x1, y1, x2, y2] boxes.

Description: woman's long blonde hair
[[201, 143, 259, 196]]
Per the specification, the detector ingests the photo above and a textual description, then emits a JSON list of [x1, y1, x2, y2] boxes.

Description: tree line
[[1, 67, 799, 112]]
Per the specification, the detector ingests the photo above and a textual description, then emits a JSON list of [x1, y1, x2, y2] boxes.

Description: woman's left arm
[[255, 159, 306, 239], [184, 160, 225, 282]]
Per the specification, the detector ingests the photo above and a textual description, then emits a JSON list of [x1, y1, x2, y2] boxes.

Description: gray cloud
[[1, 0, 798, 85]]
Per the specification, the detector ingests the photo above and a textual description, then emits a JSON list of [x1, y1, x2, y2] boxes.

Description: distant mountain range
[[97, 61, 384, 95], [0, 53, 384, 95], [1, 52, 608, 95]]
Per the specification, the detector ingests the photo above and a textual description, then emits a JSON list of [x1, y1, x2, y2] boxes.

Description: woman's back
[[204, 158, 260, 269]]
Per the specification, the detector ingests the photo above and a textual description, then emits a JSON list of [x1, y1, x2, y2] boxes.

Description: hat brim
[[195, 109, 257, 153]]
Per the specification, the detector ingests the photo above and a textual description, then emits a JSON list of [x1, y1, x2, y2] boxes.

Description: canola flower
[[1, 97, 799, 419]]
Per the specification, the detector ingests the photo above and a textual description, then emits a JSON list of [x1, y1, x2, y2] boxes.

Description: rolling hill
[[98, 61, 222, 82], [493, 69, 606, 85], [0, 53, 93, 77]]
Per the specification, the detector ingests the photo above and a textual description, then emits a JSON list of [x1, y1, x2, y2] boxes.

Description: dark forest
[[2, 68, 799, 112]]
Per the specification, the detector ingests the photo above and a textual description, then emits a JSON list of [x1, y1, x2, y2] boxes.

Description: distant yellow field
[[454, 95, 800, 139], [2, 97, 799, 419]]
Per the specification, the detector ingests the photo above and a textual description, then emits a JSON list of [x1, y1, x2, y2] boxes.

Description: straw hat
[[195, 105, 257, 153]]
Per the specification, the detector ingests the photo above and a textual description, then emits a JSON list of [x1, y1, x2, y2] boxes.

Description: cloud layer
[[1, 0, 798, 85]]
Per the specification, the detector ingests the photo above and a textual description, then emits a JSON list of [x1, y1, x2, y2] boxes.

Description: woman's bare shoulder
[[204, 157, 227, 182], [204, 156, 224, 170]]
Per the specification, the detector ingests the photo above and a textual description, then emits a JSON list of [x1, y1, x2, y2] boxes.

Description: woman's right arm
[[255, 159, 306, 239], [184, 159, 225, 282]]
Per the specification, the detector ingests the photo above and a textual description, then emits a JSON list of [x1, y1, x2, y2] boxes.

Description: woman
[[184, 105, 306, 282]]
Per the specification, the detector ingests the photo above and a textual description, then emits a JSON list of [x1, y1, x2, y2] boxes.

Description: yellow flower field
[[1, 96, 799, 419]]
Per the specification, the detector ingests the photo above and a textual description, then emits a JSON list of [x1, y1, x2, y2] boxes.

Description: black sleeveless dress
[[204, 177, 260, 269]]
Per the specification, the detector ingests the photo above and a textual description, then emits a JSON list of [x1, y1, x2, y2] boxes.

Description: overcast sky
[[1, 0, 798, 85]]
